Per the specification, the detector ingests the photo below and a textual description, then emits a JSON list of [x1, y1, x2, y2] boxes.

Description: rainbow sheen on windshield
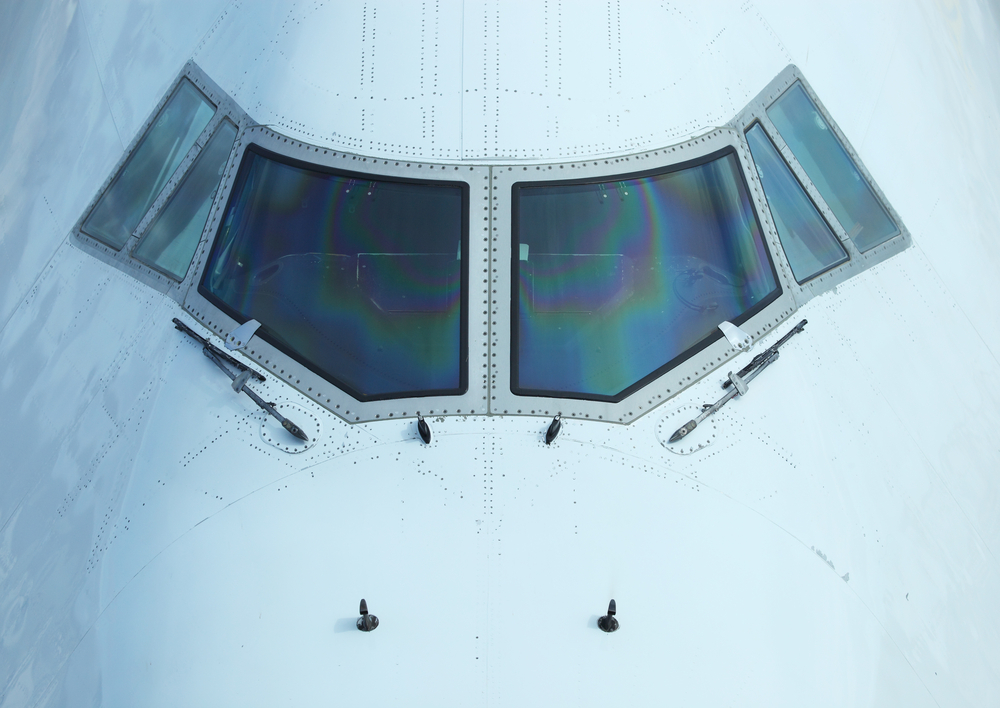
[[513, 150, 780, 400], [200, 146, 467, 400]]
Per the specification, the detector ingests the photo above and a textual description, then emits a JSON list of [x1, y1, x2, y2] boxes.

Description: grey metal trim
[[181, 126, 492, 424], [70, 61, 253, 302], [729, 65, 911, 308], [489, 127, 799, 425], [226, 318, 261, 352]]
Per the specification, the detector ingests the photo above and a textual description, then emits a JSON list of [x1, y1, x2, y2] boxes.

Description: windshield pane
[[82, 79, 215, 249], [133, 120, 238, 279], [745, 123, 848, 282], [200, 146, 467, 400], [767, 83, 898, 252], [514, 149, 780, 400]]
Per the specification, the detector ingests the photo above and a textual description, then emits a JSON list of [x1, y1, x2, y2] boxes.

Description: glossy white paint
[[2, 1, 1000, 706]]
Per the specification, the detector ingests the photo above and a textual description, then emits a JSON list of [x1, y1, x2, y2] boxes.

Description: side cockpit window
[[82, 79, 215, 250], [765, 83, 899, 253], [71, 62, 909, 423], [133, 120, 238, 279], [745, 122, 848, 283]]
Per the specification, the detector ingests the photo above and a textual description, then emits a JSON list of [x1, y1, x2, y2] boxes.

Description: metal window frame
[[489, 128, 799, 424], [71, 61, 252, 300], [729, 65, 911, 307], [182, 126, 492, 423]]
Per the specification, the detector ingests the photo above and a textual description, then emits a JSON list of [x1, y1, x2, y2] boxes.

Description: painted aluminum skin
[[2, 1, 1000, 706]]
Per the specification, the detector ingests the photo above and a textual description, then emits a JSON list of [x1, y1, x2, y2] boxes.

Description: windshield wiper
[[669, 319, 807, 443], [172, 318, 310, 442], [721, 318, 807, 390]]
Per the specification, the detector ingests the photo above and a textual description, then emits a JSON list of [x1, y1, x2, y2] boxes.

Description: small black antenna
[[357, 599, 379, 632], [545, 415, 562, 445], [597, 599, 619, 632], [417, 414, 432, 445]]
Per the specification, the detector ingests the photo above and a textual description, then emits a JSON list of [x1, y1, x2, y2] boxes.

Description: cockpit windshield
[[199, 146, 468, 401], [72, 62, 909, 422], [512, 149, 780, 400]]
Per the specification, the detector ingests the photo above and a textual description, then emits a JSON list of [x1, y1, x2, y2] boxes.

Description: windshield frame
[[490, 127, 799, 423], [75, 62, 909, 425], [183, 126, 490, 421]]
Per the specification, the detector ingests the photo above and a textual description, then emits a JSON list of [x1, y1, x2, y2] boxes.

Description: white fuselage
[[1, 1, 999, 706]]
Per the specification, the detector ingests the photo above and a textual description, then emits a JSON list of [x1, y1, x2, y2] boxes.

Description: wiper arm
[[669, 319, 807, 443], [722, 318, 807, 389], [173, 318, 265, 382], [172, 318, 310, 442]]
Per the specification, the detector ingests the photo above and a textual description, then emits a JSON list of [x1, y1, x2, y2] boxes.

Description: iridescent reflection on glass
[[745, 123, 848, 283], [134, 120, 238, 279], [514, 151, 780, 400], [201, 147, 465, 400], [767, 83, 898, 252], [83, 80, 215, 248]]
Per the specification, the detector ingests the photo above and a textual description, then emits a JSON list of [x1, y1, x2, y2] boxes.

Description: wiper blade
[[669, 319, 807, 443], [173, 318, 309, 442]]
